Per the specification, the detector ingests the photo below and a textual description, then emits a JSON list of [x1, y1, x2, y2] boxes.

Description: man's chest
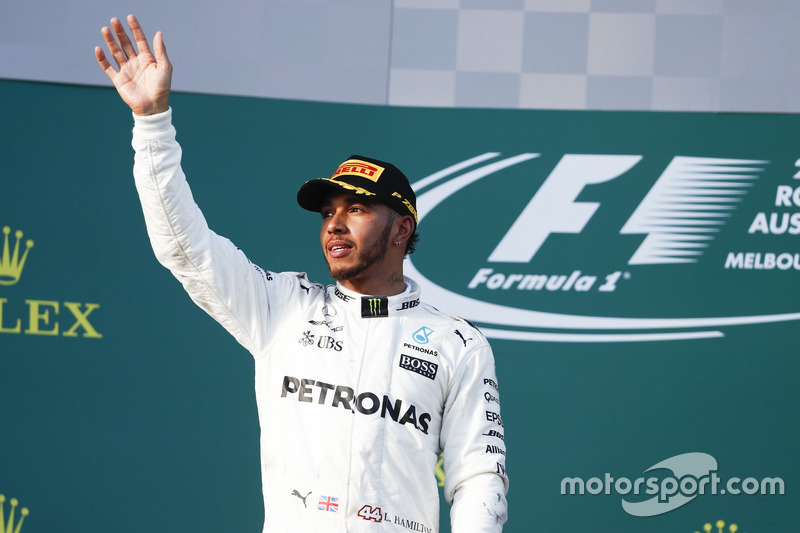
[[261, 305, 449, 431]]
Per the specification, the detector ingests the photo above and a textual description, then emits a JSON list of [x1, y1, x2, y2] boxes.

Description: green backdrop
[[1, 79, 797, 532]]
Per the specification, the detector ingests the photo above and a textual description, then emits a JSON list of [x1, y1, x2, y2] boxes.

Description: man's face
[[320, 193, 396, 283]]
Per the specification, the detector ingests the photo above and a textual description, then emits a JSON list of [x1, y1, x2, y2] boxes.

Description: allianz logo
[[404, 153, 800, 343]]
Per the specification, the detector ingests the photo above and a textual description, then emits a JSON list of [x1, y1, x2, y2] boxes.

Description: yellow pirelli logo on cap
[[392, 192, 418, 221], [331, 159, 385, 182]]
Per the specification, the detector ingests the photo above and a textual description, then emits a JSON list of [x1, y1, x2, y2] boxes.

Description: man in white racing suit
[[96, 15, 508, 533]]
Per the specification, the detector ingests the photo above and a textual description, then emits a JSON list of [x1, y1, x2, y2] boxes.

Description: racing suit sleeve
[[440, 339, 508, 532], [130, 108, 281, 355]]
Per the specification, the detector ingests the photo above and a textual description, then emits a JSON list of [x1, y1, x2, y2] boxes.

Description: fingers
[[127, 14, 154, 58], [111, 16, 137, 60], [100, 23, 127, 68], [99, 15, 155, 69], [152, 31, 172, 71], [97, 14, 170, 85], [94, 45, 117, 80]]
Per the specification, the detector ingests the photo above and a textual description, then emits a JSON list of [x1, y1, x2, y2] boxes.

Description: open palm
[[95, 15, 172, 116]]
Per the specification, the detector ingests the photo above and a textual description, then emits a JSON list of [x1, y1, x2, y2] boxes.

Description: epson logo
[[399, 354, 438, 380], [406, 153, 800, 343]]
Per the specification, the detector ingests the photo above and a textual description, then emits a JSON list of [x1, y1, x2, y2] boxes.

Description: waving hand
[[95, 15, 172, 116]]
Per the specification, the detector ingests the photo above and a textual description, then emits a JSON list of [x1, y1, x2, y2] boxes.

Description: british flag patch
[[318, 495, 339, 513]]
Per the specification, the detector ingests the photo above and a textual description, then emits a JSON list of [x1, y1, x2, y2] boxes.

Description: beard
[[326, 217, 394, 283]]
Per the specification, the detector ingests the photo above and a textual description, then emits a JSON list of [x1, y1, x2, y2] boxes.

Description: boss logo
[[396, 299, 420, 311], [334, 286, 353, 302], [399, 354, 438, 380]]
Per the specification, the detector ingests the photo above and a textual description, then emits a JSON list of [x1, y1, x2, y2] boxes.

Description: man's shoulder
[[255, 268, 326, 299], [412, 302, 490, 350]]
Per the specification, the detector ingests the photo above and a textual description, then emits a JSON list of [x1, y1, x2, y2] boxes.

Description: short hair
[[405, 230, 419, 255]]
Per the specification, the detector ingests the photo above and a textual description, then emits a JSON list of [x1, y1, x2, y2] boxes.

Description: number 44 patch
[[358, 505, 383, 522]]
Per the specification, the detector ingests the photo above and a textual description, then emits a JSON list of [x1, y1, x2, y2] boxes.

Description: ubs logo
[[316, 335, 343, 351], [299, 331, 343, 351]]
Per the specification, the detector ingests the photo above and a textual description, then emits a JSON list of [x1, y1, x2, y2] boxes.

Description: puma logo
[[455, 329, 473, 346], [291, 489, 311, 507]]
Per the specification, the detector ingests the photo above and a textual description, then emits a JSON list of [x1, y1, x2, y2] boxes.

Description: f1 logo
[[487, 155, 763, 265], [488, 155, 641, 263]]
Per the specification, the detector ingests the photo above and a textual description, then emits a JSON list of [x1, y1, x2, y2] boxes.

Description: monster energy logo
[[361, 296, 389, 318]]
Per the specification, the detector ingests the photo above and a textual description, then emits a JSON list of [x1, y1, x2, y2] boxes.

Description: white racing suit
[[131, 109, 508, 532]]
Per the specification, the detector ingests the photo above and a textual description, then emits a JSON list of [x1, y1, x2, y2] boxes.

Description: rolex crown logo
[[0, 494, 29, 533], [695, 519, 745, 533], [0, 226, 34, 286]]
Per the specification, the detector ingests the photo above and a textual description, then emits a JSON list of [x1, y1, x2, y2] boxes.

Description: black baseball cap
[[297, 155, 418, 222]]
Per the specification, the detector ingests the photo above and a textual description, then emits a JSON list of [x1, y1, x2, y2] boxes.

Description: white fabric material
[[131, 108, 508, 532]]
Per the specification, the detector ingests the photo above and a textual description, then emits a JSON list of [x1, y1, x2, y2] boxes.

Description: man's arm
[[441, 336, 509, 532], [95, 16, 288, 355]]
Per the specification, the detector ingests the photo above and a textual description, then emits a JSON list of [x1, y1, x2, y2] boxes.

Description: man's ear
[[395, 215, 415, 242]]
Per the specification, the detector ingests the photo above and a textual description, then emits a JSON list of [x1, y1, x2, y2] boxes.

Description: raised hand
[[95, 15, 172, 116]]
